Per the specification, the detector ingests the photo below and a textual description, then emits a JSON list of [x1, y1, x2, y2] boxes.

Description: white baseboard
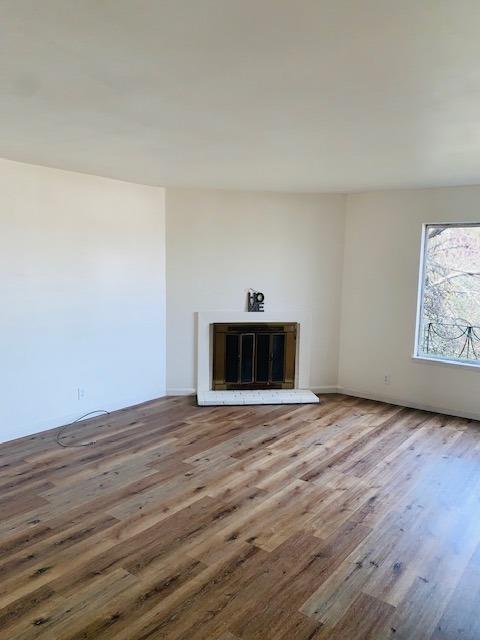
[[168, 386, 338, 397], [338, 386, 480, 422], [167, 388, 196, 396], [2, 390, 168, 446], [167, 384, 478, 421]]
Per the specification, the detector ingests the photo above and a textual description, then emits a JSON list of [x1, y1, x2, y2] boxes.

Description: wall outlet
[[77, 387, 86, 400], [383, 374, 391, 385]]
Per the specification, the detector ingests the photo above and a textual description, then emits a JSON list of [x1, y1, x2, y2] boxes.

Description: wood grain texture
[[0, 394, 479, 639]]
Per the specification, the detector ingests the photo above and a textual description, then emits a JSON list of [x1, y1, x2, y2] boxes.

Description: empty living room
[[2, 2, 480, 638]]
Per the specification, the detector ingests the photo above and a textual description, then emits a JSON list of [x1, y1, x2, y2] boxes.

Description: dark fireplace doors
[[212, 323, 297, 390]]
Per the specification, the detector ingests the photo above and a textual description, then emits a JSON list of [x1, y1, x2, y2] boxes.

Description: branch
[[428, 227, 447, 239], [430, 271, 480, 287]]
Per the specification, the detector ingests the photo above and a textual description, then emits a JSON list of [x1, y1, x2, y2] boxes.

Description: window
[[416, 223, 480, 365]]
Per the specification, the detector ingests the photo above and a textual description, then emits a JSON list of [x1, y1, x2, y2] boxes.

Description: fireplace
[[196, 311, 317, 405], [212, 322, 297, 390]]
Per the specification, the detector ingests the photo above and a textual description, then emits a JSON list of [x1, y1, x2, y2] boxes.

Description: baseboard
[[168, 386, 338, 397], [167, 388, 196, 396], [165, 384, 479, 421], [338, 386, 480, 422], [1, 390, 168, 446]]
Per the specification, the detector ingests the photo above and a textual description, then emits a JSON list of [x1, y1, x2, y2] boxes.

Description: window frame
[[413, 221, 480, 370]]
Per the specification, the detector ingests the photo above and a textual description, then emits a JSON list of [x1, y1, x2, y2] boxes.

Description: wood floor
[[1, 394, 480, 639]]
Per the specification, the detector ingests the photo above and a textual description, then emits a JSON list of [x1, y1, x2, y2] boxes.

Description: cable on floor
[[55, 410, 110, 448]]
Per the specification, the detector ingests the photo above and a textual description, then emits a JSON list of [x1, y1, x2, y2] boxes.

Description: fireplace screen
[[212, 323, 297, 390]]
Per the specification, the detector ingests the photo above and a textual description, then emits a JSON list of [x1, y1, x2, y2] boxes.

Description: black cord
[[55, 410, 110, 448]]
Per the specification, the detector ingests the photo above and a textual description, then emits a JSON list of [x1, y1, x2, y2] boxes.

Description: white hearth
[[197, 389, 319, 406], [195, 310, 319, 406]]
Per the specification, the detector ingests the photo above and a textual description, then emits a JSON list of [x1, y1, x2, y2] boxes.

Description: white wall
[[5, 161, 478, 440], [0, 159, 166, 443], [339, 187, 480, 420], [165, 188, 345, 394]]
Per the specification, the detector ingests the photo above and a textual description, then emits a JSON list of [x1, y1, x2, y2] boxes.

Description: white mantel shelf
[[197, 389, 319, 406]]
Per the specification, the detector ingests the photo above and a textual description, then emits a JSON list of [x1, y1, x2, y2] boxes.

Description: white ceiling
[[2, 1, 480, 193]]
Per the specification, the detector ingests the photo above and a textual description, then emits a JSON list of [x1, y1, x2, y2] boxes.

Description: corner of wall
[[334, 192, 350, 390]]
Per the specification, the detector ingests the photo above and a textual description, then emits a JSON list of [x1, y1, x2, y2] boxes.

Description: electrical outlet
[[384, 374, 391, 385], [77, 387, 86, 400]]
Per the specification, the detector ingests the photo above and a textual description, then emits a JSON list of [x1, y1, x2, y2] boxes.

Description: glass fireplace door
[[212, 323, 296, 390]]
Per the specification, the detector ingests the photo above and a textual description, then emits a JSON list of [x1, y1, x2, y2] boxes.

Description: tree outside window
[[418, 223, 480, 363]]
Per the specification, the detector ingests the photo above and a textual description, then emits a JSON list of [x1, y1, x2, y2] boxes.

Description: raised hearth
[[197, 389, 319, 406]]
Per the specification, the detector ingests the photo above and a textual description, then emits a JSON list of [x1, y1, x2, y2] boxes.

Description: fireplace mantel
[[196, 310, 312, 393]]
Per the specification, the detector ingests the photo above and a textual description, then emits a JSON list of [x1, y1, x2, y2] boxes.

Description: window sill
[[412, 354, 480, 372]]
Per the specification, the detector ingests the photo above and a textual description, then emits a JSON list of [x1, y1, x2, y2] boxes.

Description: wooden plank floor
[[1, 394, 480, 639]]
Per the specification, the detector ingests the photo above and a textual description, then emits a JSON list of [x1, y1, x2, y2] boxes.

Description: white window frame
[[413, 222, 480, 370]]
